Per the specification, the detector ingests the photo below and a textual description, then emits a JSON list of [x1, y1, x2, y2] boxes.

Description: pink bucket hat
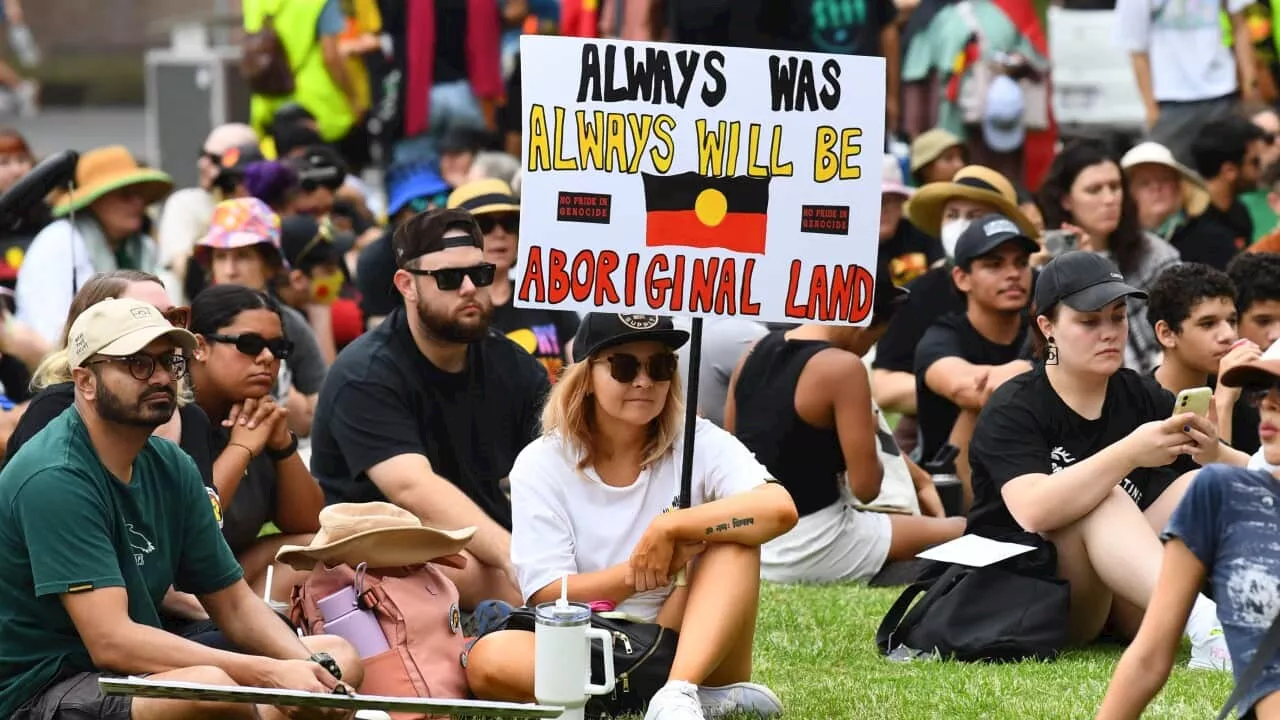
[[195, 197, 285, 268]]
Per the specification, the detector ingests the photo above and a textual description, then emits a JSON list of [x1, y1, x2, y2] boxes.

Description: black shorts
[[11, 672, 132, 720]]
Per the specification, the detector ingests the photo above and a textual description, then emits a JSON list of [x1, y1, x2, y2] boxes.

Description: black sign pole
[[674, 316, 703, 586]]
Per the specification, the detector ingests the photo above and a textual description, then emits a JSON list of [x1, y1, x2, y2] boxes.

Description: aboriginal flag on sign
[[642, 172, 771, 255]]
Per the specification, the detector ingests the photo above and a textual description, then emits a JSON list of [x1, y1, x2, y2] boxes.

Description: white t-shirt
[[1113, 0, 1251, 103], [510, 418, 769, 622]]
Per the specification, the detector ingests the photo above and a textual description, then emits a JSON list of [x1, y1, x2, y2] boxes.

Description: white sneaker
[[644, 680, 706, 720], [698, 682, 783, 718], [1188, 626, 1233, 671]]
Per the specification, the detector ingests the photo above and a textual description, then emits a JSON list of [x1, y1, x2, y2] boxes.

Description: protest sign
[[515, 35, 886, 326]]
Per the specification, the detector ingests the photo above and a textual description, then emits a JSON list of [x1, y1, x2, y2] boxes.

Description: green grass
[[728, 583, 1232, 720]]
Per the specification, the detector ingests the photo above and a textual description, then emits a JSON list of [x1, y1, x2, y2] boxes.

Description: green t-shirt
[[0, 407, 243, 717]]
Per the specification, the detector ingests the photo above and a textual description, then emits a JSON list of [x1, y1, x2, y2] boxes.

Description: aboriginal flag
[[642, 172, 770, 255]]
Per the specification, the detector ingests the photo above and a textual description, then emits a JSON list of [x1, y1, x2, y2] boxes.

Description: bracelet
[[227, 442, 255, 461], [265, 431, 298, 462]]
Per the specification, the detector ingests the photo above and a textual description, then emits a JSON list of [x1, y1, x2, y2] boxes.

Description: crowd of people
[[2, 0, 1280, 719]]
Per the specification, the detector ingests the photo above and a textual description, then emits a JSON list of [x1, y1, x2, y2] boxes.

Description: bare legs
[[238, 534, 314, 602], [886, 514, 966, 563], [465, 543, 766, 701], [438, 549, 522, 611]]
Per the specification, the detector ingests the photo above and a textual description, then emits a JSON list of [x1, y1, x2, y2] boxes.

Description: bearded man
[[311, 208, 549, 609]]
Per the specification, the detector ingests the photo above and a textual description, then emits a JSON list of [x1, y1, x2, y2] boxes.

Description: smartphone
[[1043, 229, 1079, 256], [1173, 386, 1213, 418]]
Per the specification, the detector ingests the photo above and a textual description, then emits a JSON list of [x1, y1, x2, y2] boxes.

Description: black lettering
[[603, 45, 629, 102], [653, 49, 677, 105], [577, 45, 603, 102], [701, 51, 727, 107], [623, 46, 654, 102], [819, 60, 842, 110], [768, 55, 822, 112], [673, 50, 700, 108]]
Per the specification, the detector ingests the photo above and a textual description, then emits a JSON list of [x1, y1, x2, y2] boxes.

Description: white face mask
[[940, 218, 970, 259]]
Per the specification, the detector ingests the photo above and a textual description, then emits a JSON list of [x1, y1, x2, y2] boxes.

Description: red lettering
[[829, 264, 873, 323], [670, 256, 685, 312], [784, 260, 809, 319], [595, 251, 621, 306], [689, 258, 717, 313], [624, 253, 639, 306], [517, 245, 545, 303], [548, 249, 570, 304], [740, 259, 760, 315], [645, 254, 670, 310], [715, 258, 736, 315], [570, 250, 595, 303], [810, 266, 830, 320]]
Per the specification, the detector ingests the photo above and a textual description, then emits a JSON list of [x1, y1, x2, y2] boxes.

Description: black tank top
[[733, 331, 846, 517]]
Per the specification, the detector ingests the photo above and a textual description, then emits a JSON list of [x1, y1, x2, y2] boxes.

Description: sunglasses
[[86, 352, 188, 382], [403, 262, 497, 291], [161, 306, 190, 329], [476, 212, 519, 235], [204, 332, 294, 360], [600, 352, 678, 384], [409, 193, 451, 214]]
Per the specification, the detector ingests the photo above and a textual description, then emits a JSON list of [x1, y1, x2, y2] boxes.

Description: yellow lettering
[[769, 124, 794, 177], [649, 115, 676, 174], [839, 127, 863, 180], [605, 113, 628, 173], [576, 110, 606, 171], [813, 125, 838, 183], [552, 106, 577, 171], [746, 123, 769, 178], [527, 104, 551, 171], [726, 122, 741, 176], [625, 113, 654, 174], [696, 119, 729, 176]]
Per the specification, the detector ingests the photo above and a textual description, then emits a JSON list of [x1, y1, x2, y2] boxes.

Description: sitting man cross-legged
[[0, 298, 362, 720], [311, 208, 551, 610]]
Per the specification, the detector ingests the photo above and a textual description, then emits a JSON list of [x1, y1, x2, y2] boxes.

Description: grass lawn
[[731, 583, 1233, 719]]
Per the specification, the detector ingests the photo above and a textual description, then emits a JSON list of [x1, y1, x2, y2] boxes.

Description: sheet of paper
[[98, 677, 564, 719], [916, 535, 1036, 568]]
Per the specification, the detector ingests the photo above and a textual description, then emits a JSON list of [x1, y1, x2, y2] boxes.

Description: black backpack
[[241, 8, 311, 97], [876, 533, 1070, 663]]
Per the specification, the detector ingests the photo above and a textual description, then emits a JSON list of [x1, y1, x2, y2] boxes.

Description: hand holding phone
[[1173, 386, 1213, 418]]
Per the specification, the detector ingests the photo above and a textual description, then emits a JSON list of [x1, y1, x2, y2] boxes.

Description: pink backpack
[[290, 561, 470, 719]]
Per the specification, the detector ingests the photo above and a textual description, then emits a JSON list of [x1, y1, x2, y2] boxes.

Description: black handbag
[[500, 608, 678, 718], [875, 533, 1071, 663]]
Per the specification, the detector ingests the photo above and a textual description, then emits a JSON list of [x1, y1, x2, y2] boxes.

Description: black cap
[[1033, 250, 1147, 314], [289, 145, 346, 191], [571, 314, 691, 363], [214, 142, 266, 185], [439, 127, 483, 155], [280, 215, 341, 271], [392, 208, 484, 268], [954, 213, 1040, 268]]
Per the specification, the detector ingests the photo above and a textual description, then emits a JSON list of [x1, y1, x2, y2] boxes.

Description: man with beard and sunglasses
[[0, 298, 364, 720], [311, 208, 550, 610]]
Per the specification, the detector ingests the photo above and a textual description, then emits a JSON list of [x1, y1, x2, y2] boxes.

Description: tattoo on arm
[[705, 516, 755, 535]]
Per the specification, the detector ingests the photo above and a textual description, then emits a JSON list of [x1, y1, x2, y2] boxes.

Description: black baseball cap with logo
[[571, 314, 691, 363], [954, 213, 1040, 268], [1033, 250, 1147, 314], [392, 208, 484, 268]]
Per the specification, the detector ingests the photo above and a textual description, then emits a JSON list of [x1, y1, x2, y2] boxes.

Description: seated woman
[[5, 269, 221, 637], [1099, 341, 1280, 718], [188, 284, 323, 599], [967, 250, 1242, 668], [193, 197, 329, 436], [465, 313, 798, 720], [725, 262, 965, 584]]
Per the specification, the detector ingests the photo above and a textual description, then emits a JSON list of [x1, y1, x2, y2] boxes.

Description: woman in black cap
[[464, 313, 797, 720], [966, 250, 1243, 667]]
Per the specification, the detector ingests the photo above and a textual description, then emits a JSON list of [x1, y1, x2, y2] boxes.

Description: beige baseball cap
[[67, 298, 197, 369]]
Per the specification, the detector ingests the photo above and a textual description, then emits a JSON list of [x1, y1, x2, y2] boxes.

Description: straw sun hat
[[906, 165, 1038, 239], [276, 502, 477, 571], [1119, 142, 1211, 218], [51, 145, 173, 217]]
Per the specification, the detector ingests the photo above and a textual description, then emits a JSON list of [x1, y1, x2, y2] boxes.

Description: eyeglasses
[[161, 306, 190, 329], [86, 353, 188, 381], [204, 332, 294, 360], [476, 212, 519, 235], [403, 262, 496, 291], [599, 352, 678, 384]]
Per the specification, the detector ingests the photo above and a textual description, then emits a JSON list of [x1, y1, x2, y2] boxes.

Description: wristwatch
[[310, 652, 342, 681], [266, 431, 299, 462]]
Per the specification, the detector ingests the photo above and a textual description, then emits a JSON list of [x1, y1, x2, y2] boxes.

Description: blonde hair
[[539, 356, 685, 472], [31, 270, 193, 405]]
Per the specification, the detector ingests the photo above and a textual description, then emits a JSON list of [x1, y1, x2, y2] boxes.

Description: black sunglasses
[[403, 262, 497, 291], [476, 212, 519, 235], [86, 353, 188, 382], [409, 193, 451, 214], [204, 332, 294, 360], [600, 352, 678, 384]]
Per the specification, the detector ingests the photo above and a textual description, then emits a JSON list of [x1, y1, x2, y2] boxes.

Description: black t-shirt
[[872, 266, 964, 373], [1228, 394, 1262, 456], [777, 0, 897, 55], [1174, 208, 1246, 270], [967, 366, 1197, 535], [489, 297, 580, 382], [913, 313, 1029, 464], [310, 307, 551, 529], [356, 229, 398, 323], [209, 423, 279, 555], [881, 219, 944, 288], [433, 0, 469, 83], [4, 382, 216, 490], [0, 354, 30, 406]]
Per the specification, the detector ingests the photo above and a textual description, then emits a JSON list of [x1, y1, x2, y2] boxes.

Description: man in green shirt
[[0, 298, 362, 720]]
